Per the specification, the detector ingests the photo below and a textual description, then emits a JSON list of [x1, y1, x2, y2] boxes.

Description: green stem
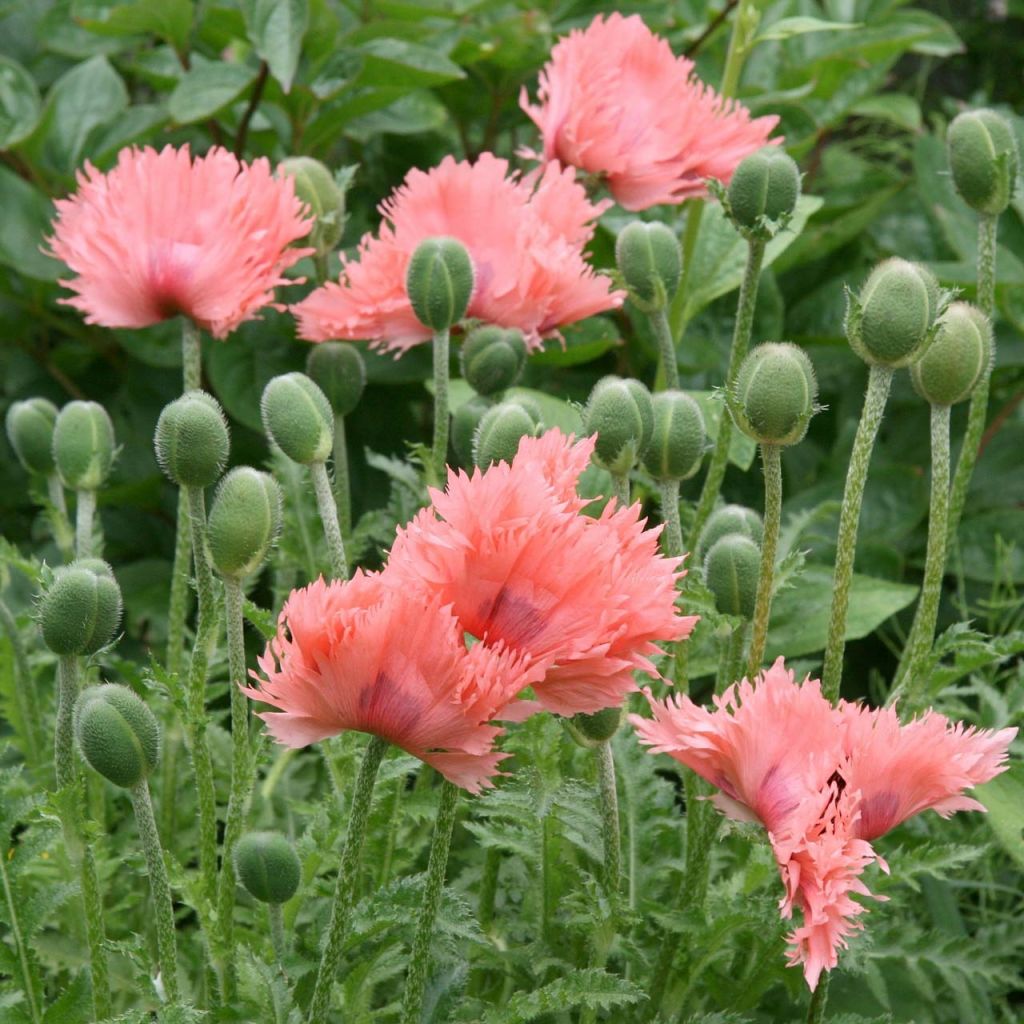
[[269, 903, 288, 966], [333, 415, 352, 537], [158, 726, 181, 851], [131, 780, 180, 1003], [976, 212, 997, 319], [75, 488, 96, 559], [651, 307, 680, 390], [690, 238, 766, 549], [307, 735, 388, 1024], [747, 444, 782, 676], [595, 741, 621, 896], [658, 480, 683, 558], [166, 489, 192, 681], [431, 328, 451, 485], [478, 847, 500, 933], [612, 471, 630, 509], [80, 843, 111, 1019], [716, 621, 748, 695], [821, 366, 893, 701], [0, 818, 40, 1023], [46, 474, 74, 560], [667, 200, 706, 344], [377, 775, 404, 888], [720, 0, 764, 98], [0, 600, 41, 770], [313, 252, 329, 287], [400, 778, 460, 1024], [309, 460, 348, 580], [807, 974, 830, 1024], [55, 656, 79, 791], [182, 318, 202, 391]]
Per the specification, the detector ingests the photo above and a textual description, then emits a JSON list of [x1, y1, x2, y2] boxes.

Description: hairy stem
[[747, 444, 782, 676], [651, 306, 680, 390], [432, 327, 451, 485], [310, 460, 348, 580], [182, 318, 202, 391], [807, 974, 830, 1024], [612, 471, 630, 509], [596, 741, 621, 896], [717, 621, 748, 695], [333, 415, 352, 537], [46, 474, 74, 560], [269, 903, 288, 967], [75, 488, 96, 559], [658, 479, 684, 559], [478, 847, 500, 933], [166, 490, 193, 682]]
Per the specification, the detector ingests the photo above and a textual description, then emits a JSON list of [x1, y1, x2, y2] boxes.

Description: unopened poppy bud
[[911, 302, 992, 407], [729, 343, 817, 447], [75, 684, 159, 789], [565, 706, 623, 747], [53, 401, 115, 491], [726, 146, 801, 238], [451, 396, 492, 468], [474, 400, 539, 468], [6, 397, 59, 476], [461, 326, 527, 396], [279, 156, 346, 255], [615, 222, 682, 309], [947, 109, 1019, 216], [642, 390, 706, 482], [846, 259, 940, 369], [235, 831, 301, 904], [306, 342, 366, 417], [584, 376, 654, 474], [154, 390, 230, 489], [696, 504, 764, 564], [261, 373, 333, 465], [406, 236, 474, 332], [40, 561, 122, 656], [208, 467, 283, 579], [704, 534, 760, 619]]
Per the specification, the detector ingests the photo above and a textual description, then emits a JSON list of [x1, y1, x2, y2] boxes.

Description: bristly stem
[[269, 903, 288, 968], [717, 621, 748, 695], [658, 479, 684, 558], [74, 488, 96, 558], [652, 306, 680, 390], [431, 327, 451, 485], [55, 656, 79, 792], [747, 444, 782, 677], [46, 474, 74, 560], [400, 778, 461, 1024], [182, 318, 202, 391], [309, 460, 349, 580], [333, 415, 353, 537], [821, 365, 893, 701], [595, 741, 622, 896], [478, 847, 500, 933], [612, 471, 631, 509], [807, 974, 830, 1024], [307, 735, 388, 1024]]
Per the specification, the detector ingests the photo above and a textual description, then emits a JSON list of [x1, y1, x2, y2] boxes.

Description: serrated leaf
[[481, 969, 645, 1023], [42, 969, 91, 1024], [243, 0, 308, 93], [168, 60, 257, 123]]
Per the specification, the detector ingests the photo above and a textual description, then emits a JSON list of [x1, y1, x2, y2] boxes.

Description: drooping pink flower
[[242, 571, 534, 793], [293, 153, 623, 354], [389, 430, 696, 716], [520, 13, 780, 211], [49, 145, 313, 339]]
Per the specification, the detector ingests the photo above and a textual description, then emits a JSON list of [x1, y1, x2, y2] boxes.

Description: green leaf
[[345, 90, 447, 141], [71, 0, 195, 52], [481, 969, 645, 1024], [168, 60, 258, 124], [976, 768, 1024, 871], [531, 316, 619, 368], [754, 16, 860, 43], [0, 56, 42, 148], [242, 0, 308, 93], [357, 38, 465, 89], [0, 166, 62, 281], [688, 390, 757, 471], [851, 93, 922, 133]]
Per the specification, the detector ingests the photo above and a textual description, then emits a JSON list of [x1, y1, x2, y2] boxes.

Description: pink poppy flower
[[520, 13, 780, 211], [389, 430, 696, 716], [242, 571, 534, 794], [49, 145, 313, 339], [293, 153, 623, 354]]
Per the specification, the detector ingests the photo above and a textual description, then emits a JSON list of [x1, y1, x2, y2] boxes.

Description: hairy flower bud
[[235, 831, 301, 904], [40, 560, 122, 656], [154, 390, 230, 489], [615, 221, 682, 309], [53, 401, 115, 491], [306, 342, 366, 417], [474, 400, 540, 468], [6, 397, 59, 476], [642, 390, 706, 482], [704, 534, 760, 619], [911, 302, 992, 407], [696, 504, 764, 564], [279, 156, 346, 255], [729, 343, 818, 447], [461, 326, 527, 396], [947, 109, 1019, 216], [406, 236, 474, 332], [451, 395, 493, 468], [726, 146, 801, 238], [208, 467, 283, 579], [261, 372, 334, 465], [584, 376, 654, 474], [75, 684, 159, 789], [564, 706, 623, 748]]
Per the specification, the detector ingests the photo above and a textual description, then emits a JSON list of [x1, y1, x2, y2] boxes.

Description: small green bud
[[846, 259, 940, 369], [615, 222, 682, 310], [696, 504, 763, 564], [474, 400, 540, 468], [6, 398, 59, 476], [564, 706, 623, 748], [279, 156, 346, 255], [911, 302, 992, 407], [75, 684, 159, 789], [306, 342, 366, 417], [583, 376, 655, 474], [642, 390, 706, 482], [406, 237, 474, 332], [154, 390, 230, 489], [948, 109, 1019, 216], [729, 343, 818, 447], [261, 373, 334, 465], [235, 831, 301, 904], [703, 534, 761, 619], [207, 467, 283, 579], [53, 401, 115, 491], [726, 146, 801, 238], [461, 326, 527, 396], [451, 396, 493, 468], [40, 561, 122, 656]]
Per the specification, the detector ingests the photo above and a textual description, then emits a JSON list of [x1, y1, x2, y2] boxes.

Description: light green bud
[[474, 400, 540, 469], [6, 397, 59, 475], [406, 237, 474, 332], [75, 684, 159, 789], [279, 156, 346, 255], [261, 373, 334, 465], [564, 706, 623, 748], [729, 342, 818, 447], [642, 390, 706, 482], [911, 302, 992, 407], [703, 534, 760, 619], [461, 326, 527, 396], [53, 401, 115, 491], [39, 560, 122, 656], [948, 109, 1019, 216], [154, 390, 230, 489], [615, 222, 682, 309], [207, 467, 282, 579], [696, 504, 764, 564], [451, 396, 493, 468], [583, 376, 654, 474], [306, 342, 366, 417], [235, 831, 301, 904], [726, 146, 801, 238]]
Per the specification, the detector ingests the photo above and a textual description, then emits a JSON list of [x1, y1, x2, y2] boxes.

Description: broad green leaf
[[357, 38, 465, 89], [168, 60, 257, 124], [754, 16, 860, 43], [532, 316, 620, 368], [0, 56, 41, 148], [71, 0, 194, 52], [243, 0, 308, 93], [976, 768, 1024, 871], [0, 166, 62, 281], [851, 93, 922, 132], [346, 90, 447, 141]]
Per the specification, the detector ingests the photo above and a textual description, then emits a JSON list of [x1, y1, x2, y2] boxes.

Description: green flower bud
[[846, 259, 941, 369], [261, 373, 334, 465], [726, 146, 802, 238], [565, 706, 623, 748], [615, 222, 682, 310], [75, 684, 159, 789], [406, 237, 475, 332], [696, 504, 764, 564], [911, 302, 992, 407], [703, 534, 760, 619], [279, 156, 346, 255], [461, 326, 527, 396], [474, 400, 540, 469], [6, 398, 59, 476], [154, 390, 230, 489], [948, 109, 1019, 216], [53, 401, 115, 491], [306, 342, 366, 417], [451, 396, 493, 468], [207, 467, 283, 579], [39, 560, 122, 656], [235, 831, 301, 904], [583, 376, 654, 475], [642, 390, 706, 482], [729, 343, 818, 447]]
